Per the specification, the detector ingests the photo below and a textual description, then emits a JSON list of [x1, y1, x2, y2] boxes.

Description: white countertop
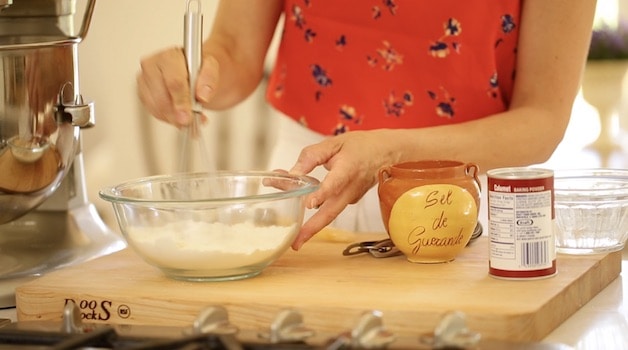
[[1, 246, 627, 349], [543, 245, 628, 349]]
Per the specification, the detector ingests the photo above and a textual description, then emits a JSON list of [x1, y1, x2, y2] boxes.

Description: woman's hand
[[136, 47, 220, 128], [136, 0, 282, 128], [289, 129, 402, 250]]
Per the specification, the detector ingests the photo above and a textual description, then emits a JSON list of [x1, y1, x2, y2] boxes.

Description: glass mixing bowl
[[554, 169, 628, 255], [99, 171, 319, 281]]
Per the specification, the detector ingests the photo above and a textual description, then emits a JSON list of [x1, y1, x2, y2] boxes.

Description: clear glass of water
[[554, 169, 628, 255]]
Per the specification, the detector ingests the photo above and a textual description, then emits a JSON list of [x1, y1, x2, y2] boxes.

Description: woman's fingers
[[137, 47, 191, 127]]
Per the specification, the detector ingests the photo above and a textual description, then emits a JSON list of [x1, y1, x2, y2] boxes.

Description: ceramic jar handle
[[378, 166, 392, 185], [465, 163, 481, 191]]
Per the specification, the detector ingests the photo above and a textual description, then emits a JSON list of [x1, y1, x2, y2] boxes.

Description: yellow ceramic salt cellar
[[378, 160, 481, 263]]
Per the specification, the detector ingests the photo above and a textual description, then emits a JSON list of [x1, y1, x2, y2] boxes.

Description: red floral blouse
[[265, 0, 522, 136]]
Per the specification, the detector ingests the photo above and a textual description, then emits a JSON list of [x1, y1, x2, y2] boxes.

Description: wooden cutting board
[[15, 229, 622, 343]]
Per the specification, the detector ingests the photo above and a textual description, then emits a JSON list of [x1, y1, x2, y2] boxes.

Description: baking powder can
[[486, 167, 556, 279]]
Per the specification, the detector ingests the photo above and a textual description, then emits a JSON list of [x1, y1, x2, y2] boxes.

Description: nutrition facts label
[[488, 190, 554, 270]]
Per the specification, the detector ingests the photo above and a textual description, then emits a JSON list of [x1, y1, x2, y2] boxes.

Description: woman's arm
[[199, 0, 283, 110], [290, 0, 597, 249], [396, 0, 598, 171], [136, 0, 283, 126]]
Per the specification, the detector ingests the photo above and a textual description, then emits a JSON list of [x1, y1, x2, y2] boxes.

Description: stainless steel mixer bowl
[[0, 0, 96, 223]]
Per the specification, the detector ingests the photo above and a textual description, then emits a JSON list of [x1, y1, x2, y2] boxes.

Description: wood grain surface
[[0, 145, 60, 193], [15, 230, 622, 342]]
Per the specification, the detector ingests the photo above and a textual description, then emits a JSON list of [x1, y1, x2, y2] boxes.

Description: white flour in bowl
[[125, 220, 297, 270]]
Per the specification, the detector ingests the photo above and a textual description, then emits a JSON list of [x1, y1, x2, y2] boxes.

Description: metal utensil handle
[[342, 239, 401, 258], [184, 0, 203, 114], [178, 0, 215, 173]]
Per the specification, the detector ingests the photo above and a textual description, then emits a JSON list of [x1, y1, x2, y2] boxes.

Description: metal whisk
[[178, 0, 214, 173]]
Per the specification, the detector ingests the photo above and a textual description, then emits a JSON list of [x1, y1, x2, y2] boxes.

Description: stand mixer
[[0, 0, 125, 308]]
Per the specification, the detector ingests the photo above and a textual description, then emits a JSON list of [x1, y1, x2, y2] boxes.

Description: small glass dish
[[99, 171, 319, 281], [554, 169, 628, 255], [8, 135, 50, 163]]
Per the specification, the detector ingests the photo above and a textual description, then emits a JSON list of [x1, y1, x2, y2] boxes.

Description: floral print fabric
[[266, 0, 522, 136]]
